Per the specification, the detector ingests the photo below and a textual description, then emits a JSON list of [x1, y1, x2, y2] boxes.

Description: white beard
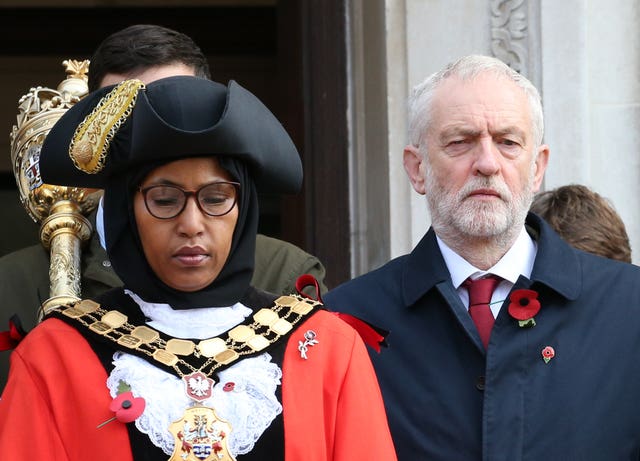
[[425, 161, 536, 242]]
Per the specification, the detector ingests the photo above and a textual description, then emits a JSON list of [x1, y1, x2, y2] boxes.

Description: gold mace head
[[9, 59, 101, 224]]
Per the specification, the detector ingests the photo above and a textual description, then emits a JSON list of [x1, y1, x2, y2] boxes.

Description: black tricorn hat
[[39, 76, 302, 193]]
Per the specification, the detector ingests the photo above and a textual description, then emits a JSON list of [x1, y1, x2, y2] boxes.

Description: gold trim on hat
[[69, 79, 145, 174]]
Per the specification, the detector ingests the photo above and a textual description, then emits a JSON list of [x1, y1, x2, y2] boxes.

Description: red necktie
[[463, 275, 501, 349]]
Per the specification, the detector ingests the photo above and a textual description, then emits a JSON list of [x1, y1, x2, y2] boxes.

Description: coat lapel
[[527, 213, 581, 301], [401, 228, 486, 352], [400, 214, 583, 355]]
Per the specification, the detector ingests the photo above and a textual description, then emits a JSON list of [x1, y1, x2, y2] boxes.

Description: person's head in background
[[530, 184, 631, 263], [87, 24, 211, 92]]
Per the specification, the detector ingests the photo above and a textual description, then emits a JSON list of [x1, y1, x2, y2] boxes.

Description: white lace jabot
[[106, 290, 283, 457], [125, 290, 252, 338]]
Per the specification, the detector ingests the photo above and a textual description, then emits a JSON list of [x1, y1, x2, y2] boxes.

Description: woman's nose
[[176, 196, 206, 236]]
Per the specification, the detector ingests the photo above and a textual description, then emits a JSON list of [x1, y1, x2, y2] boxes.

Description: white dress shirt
[[436, 227, 537, 318]]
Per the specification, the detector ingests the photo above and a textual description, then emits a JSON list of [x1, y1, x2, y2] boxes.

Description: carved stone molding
[[490, 0, 528, 72], [490, 0, 542, 90]]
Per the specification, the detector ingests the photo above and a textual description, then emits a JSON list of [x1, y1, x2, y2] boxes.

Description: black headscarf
[[104, 156, 258, 308], [39, 76, 302, 309]]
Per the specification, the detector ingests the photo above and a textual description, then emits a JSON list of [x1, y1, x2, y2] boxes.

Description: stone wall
[[348, 0, 640, 272]]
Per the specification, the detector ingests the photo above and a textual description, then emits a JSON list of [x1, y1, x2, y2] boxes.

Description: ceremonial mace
[[10, 60, 101, 320]]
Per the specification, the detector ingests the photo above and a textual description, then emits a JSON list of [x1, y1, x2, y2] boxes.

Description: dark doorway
[[0, 1, 350, 288]]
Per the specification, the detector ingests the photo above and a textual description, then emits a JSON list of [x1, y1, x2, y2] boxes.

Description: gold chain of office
[[58, 294, 321, 379]]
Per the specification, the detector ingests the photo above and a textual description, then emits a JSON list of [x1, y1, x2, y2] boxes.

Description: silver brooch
[[298, 330, 319, 359]]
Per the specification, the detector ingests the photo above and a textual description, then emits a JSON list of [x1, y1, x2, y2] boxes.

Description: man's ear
[[532, 144, 550, 193], [403, 144, 427, 195]]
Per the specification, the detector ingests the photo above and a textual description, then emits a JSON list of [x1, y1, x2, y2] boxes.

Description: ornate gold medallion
[[59, 294, 321, 381], [52, 293, 323, 461], [169, 405, 236, 461]]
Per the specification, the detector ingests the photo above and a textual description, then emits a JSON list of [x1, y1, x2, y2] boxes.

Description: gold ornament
[[9, 59, 100, 319], [69, 79, 145, 174]]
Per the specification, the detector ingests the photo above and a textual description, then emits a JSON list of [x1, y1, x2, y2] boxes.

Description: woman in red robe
[[0, 76, 396, 461]]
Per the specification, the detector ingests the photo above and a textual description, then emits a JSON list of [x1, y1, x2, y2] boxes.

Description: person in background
[[0, 75, 395, 460], [325, 54, 640, 460], [530, 184, 632, 262], [0, 24, 326, 390]]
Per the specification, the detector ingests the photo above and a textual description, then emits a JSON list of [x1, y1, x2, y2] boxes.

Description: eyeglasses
[[139, 181, 240, 219]]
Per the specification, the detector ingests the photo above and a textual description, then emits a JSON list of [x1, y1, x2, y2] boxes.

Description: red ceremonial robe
[[0, 311, 396, 460]]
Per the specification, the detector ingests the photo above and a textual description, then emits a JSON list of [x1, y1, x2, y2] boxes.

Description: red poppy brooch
[[97, 382, 146, 428], [508, 289, 541, 327], [541, 346, 555, 363]]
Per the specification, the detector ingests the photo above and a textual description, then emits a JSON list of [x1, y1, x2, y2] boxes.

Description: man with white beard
[[325, 55, 640, 460]]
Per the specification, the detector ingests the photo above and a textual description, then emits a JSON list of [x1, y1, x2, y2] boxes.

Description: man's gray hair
[[407, 55, 544, 148]]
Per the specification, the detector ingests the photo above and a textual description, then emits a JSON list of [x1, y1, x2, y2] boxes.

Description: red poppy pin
[[508, 289, 541, 327], [97, 382, 146, 428], [541, 346, 555, 363]]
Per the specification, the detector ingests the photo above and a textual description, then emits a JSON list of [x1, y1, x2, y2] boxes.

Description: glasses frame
[[139, 181, 241, 219]]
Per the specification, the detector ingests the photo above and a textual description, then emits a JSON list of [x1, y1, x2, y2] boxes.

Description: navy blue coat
[[325, 213, 640, 460]]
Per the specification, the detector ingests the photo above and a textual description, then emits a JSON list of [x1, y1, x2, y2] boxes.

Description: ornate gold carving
[[247, 334, 270, 351], [62, 59, 90, 80], [117, 335, 141, 349], [169, 406, 236, 461], [102, 310, 128, 328], [291, 300, 314, 315], [89, 321, 112, 334], [166, 338, 196, 356], [77, 299, 100, 314], [270, 318, 293, 336], [69, 79, 145, 174], [228, 325, 254, 342], [198, 338, 228, 358], [10, 60, 99, 321], [61, 306, 86, 318], [275, 295, 297, 306], [38, 200, 92, 319], [254, 308, 278, 326], [55, 293, 321, 378], [40, 201, 93, 246], [214, 349, 239, 365], [153, 349, 179, 367], [11, 60, 96, 224], [131, 326, 160, 344]]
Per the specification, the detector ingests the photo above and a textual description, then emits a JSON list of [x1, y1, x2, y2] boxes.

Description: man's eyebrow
[[438, 126, 481, 142], [492, 126, 527, 139]]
